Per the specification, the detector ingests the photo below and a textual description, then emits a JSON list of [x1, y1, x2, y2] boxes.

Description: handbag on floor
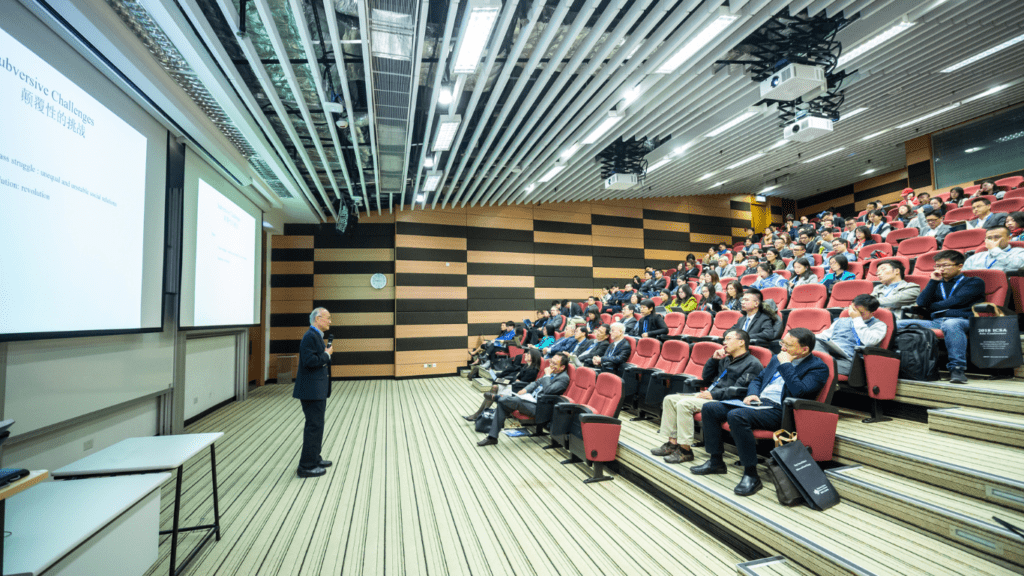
[[475, 409, 495, 433], [970, 304, 1023, 370], [766, 430, 804, 507], [770, 432, 841, 511]]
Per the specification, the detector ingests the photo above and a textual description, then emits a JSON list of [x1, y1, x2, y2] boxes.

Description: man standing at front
[[294, 307, 334, 478]]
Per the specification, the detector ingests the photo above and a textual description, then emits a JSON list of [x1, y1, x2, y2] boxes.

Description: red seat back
[[664, 312, 686, 336], [653, 340, 689, 374], [886, 227, 918, 247], [943, 206, 975, 225], [630, 337, 662, 369], [858, 243, 893, 260], [905, 274, 931, 292], [600, 313, 611, 324], [1005, 189, 1024, 199], [720, 277, 738, 289], [761, 287, 789, 311], [776, 269, 792, 280], [789, 284, 827, 309], [652, 296, 663, 306], [539, 357, 550, 373], [749, 346, 772, 367], [962, 269, 1010, 306], [846, 261, 865, 279], [623, 335, 638, 364], [811, 350, 837, 404], [995, 176, 1023, 189], [827, 280, 873, 308], [587, 372, 623, 417], [740, 274, 758, 286], [564, 366, 597, 405], [992, 198, 1024, 214], [942, 229, 987, 252], [963, 184, 982, 195], [735, 265, 747, 277], [865, 256, 911, 281], [809, 265, 825, 280], [710, 311, 742, 337], [682, 311, 713, 337], [682, 341, 718, 378], [897, 236, 938, 258], [785, 309, 832, 334], [912, 250, 942, 276]]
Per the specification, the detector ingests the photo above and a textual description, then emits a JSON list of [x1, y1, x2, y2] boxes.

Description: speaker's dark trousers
[[701, 401, 783, 467], [488, 395, 537, 439], [299, 399, 326, 468]]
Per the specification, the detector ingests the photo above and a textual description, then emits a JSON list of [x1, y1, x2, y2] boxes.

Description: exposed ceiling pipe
[[398, 0, 430, 212], [457, 0, 602, 207], [288, 0, 358, 210], [321, 0, 372, 214], [210, 0, 330, 220], [407, 0, 460, 211], [476, 0, 659, 206], [441, 0, 555, 208], [428, 0, 522, 209], [467, 0, 625, 207], [355, 0, 383, 214], [251, 0, 340, 219]]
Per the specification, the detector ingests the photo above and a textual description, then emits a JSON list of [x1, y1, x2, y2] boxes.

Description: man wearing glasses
[[963, 226, 1024, 272], [920, 207, 951, 246], [897, 251, 985, 383], [295, 307, 334, 478]]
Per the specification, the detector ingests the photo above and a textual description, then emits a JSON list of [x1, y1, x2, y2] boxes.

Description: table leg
[[209, 445, 221, 540], [169, 465, 183, 576], [1, 498, 5, 575]]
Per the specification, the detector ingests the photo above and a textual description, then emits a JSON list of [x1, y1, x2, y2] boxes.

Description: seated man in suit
[[714, 255, 737, 279], [692, 328, 830, 496], [814, 295, 887, 376], [620, 303, 639, 334], [652, 329, 762, 464], [773, 237, 794, 259], [729, 288, 779, 348], [591, 322, 631, 374], [919, 207, 951, 246], [967, 197, 1008, 230], [575, 324, 610, 366], [477, 352, 571, 446], [963, 226, 1024, 272], [870, 260, 920, 319], [544, 325, 592, 359]]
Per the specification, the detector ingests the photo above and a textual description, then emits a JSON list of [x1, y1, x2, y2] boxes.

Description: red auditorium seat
[[890, 220, 905, 230], [995, 176, 1023, 189], [720, 277, 738, 290], [788, 284, 828, 309], [905, 274, 931, 292], [536, 366, 597, 442], [664, 312, 685, 338], [761, 287, 789, 311], [785, 308, 832, 334], [897, 236, 938, 259], [865, 256, 911, 281], [963, 269, 1010, 306], [600, 313, 612, 325], [709, 310, 742, 339], [963, 184, 982, 196], [841, 308, 898, 423], [573, 373, 626, 483], [809, 265, 825, 280], [991, 198, 1024, 214], [735, 265, 747, 277], [620, 337, 662, 409], [912, 250, 942, 276], [740, 274, 758, 287], [846, 261, 866, 279], [1005, 189, 1024, 200], [637, 340, 692, 418], [943, 206, 975, 226], [942, 229, 987, 253], [810, 254, 824, 266], [887, 227, 919, 248], [680, 311, 713, 340], [858, 243, 893, 260], [652, 296, 663, 306], [827, 280, 873, 311], [748, 345, 772, 368], [776, 270, 792, 280]]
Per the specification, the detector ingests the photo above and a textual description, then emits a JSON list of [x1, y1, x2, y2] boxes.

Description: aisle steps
[[894, 378, 1024, 414], [737, 556, 815, 576], [927, 407, 1024, 447], [826, 465, 1024, 569]]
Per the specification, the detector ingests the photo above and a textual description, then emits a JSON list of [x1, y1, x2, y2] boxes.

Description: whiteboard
[[184, 335, 237, 420]]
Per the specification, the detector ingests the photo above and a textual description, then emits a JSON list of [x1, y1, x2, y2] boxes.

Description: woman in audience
[[788, 257, 817, 292], [668, 284, 698, 313], [733, 250, 747, 265], [584, 307, 602, 332], [851, 225, 876, 253], [895, 204, 915, 228], [723, 280, 744, 311], [751, 262, 788, 290], [1006, 212, 1024, 241], [533, 324, 557, 351], [696, 270, 719, 300], [821, 255, 856, 292], [464, 348, 542, 421], [696, 284, 722, 315], [978, 180, 1004, 199], [764, 248, 786, 271], [948, 186, 967, 207], [628, 292, 641, 308]]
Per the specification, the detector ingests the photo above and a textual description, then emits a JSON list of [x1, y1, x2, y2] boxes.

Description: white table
[[5, 473, 170, 576], [51, 433, 224, 576]]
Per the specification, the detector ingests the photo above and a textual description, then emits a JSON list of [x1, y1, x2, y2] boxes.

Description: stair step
[[827, 465, 1024, 569], [458, 368, 471, 378], [737, 556, 815, 576], [470, 377, 492, 392], [895, 378, 1024, 414], [833, 414, 1024, 512], [928, 407, 1024, 447]]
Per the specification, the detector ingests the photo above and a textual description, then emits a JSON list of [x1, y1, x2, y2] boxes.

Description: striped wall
[[269, 194, 754, 379]]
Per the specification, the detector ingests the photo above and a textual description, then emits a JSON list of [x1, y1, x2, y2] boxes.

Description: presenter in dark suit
[[294, 307, 333, 478]]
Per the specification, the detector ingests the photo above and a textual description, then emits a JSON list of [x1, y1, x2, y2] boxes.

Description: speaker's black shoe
[[690, 460, 727, 475], [297, 466, 326, 478], [477, 436, 498, 446], [319, 460, 333, 468], [734, 474, 762, 496]]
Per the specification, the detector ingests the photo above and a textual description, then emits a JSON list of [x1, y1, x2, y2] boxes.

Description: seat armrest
[[856, 346, 898, 359], [555, 403, 595, 416], [537, 394, 566, 405], [578, 414, 621, 426], [786, 398, 839, 414]]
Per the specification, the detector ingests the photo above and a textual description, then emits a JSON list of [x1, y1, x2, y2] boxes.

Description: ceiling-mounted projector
[[784, 116, 833, 142], [760, 63, 826, 101], [605, 173, 638, 190]]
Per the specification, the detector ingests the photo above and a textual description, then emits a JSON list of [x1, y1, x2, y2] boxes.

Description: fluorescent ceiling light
[[862, 168, 876, 175], [415, 194, 425, 202], [769, 139, 789, 150], [761, 184, 779, 193], [697, 172, 716, 181], [706, 110, 757, 137], [524, 183, 536, 194], [941, 33, 1024, 73], [802, 147, 846, 163], [837, 19, 915, 68], [438, 88, 453, 105], [647, 158, 671, 174], [841, 107, 868, 120], [623, 85, 642, 105], [432, 114, 461, 151], [538, 164, 566, 183], [582, 110, 624, 144], [451, 0, 501, 74], [964, 147, 983, 154], [262, 221, 274, 229], [657, 11, 738, 74], [560, 143, 581, 160], [725, 153, 765, 170], [962, 84, 1007, 104], [996, 131, 1024, 143], [895, 103, 959, 129], [422, 171, 442, 192], [861, 130, 888, 141], [424, 155, 435, 168], [673, 142, 693, 156], [707, 180, 728, 190]]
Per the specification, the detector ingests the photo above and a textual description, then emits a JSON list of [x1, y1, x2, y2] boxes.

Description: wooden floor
[[143, 378, 747, 576]]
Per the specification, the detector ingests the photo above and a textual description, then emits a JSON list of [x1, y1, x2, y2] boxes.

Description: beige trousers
[[658, 394, 710, 446]]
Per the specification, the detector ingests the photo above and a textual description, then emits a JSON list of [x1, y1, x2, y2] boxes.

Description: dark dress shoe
[[319, 460, 332, 468], [477, 436, 498, 446], [734, 474, 763, 496], [690, 460, 727, 475], [949, 367, 968, 384], [463, 415, 479, 421], [297, 466, 326, 478]]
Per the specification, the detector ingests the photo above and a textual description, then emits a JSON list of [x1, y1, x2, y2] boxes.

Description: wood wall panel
[[395, 349, 468, 365], [534, 254, 592, 267], [467, 275, 534, 287], [270, 300, 314, 314], [644, 220, 689, 233], [688, 233, 732, 245], [396, 209, 466, 225], [468, 311, 537, 325], [336, 338, 394, 353], [395, 361, 463, 378], [592, 225, 644, 239], [534, 288, 594, 300], [273, 287, 314, 300], [396, 324, 468, 338], [314, 274, 394, 287], [533, 209, 592, 224], [395, 261, 467, 274], [591, 204, 643, 218], [334, 364, 395, 378], [395, 286, 467, 299], [273, 235, 314, 249], [465, 215, 534, 230], [395, 234, 467, 250], [314, 286, 394, 300], [271, 261, 314, 275], [468, 251, 534, 264], [315, 248, 395, 261]]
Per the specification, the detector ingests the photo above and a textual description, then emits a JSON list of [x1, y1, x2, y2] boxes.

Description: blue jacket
[[916, 274, 986, 319], [748, 354, 830, 405], [546, 336, 579, 355]]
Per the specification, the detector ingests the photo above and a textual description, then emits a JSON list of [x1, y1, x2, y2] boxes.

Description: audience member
[[751, 262, 788, 290], [814, 294, 887, 376], [821, 255, 856, 292], [773, 237, 794, 259], [723, 280, 744, 311], [948, 186, 967, 207], [470, 321, 517, 367], [620, 304, 639, 334], [870, 260, 920, 319], [715, 255, 737, 279], [730, 288, 779, 347], [692, 328, 829, 496], [831, 237, 857, 261], [477, 352, 571, 446], [788, 258, 818, 291], [851, 225, 876, 253], [577, 324, 611, 366], [866, 209, 891, 239], [697, 271, 720, 300], [630, 299, 668, 339], [894, 204, 915, 228], [593, 322, 632, 374], [464, 348, 542, 421], [963, 226, 1024, 272], [764, 248, 786, 271], [697, 284, 722, 314], [920, 208, 951, 246], [787, 243, 808, 271], [967, 197, 1008, 230], [667, 285, 697, 313], [1006, 212, 1024, 241]]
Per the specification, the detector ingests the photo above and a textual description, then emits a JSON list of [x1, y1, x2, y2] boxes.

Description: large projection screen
[[0, 12, 165, 341], [180, 149, 261, 328]]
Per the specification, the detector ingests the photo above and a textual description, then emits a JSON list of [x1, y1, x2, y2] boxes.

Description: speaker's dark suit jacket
[[294, 327, 331, 400]]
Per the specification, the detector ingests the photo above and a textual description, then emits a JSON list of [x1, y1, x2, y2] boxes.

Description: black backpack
[[894, 325, 940, 381]]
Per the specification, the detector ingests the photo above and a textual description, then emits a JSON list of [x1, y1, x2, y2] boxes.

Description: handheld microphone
[[326, 334, 334, 347]]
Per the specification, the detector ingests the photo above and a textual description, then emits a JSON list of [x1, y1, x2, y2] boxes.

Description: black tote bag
[[770, 439, 841, 511], [970, 304, 1023, 370]]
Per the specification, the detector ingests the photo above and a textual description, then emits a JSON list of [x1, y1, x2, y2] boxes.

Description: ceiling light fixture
[[941, 33, 1024, 73], [424, 155, 435, 168], [707, 180, 728, 190], [438, 88, 453, 105], [962, 84, 1008, 104], [697, 172, 716, 181], [840, 107, 868, 120], [964, 147, 984, 154], [761, 184, 779, 193], [560, 143, 581, 160], [705, 109, 757, 138], [538, 163, 566, 183], [996, 131, 1024, 143], [415, 194, 425, 202], [862, 168, 877, 175], [451, 0, 502, 74], [647, 157, 671, 174], [769, 140, 789, 150], [837, 18, 915, 68], [582, 110, 624, 144], [673, 142, 693, 156], [860, 130, 888, 141], [725, 153, 765, 170], [432, 115, 461, 151], [524, 183, 536, 194], [657, 10, 739, 74], [422, 171, 442, 192], [623, 85, 642, 105], [895, 103, 960, 129], [802, 147, 846, 163]]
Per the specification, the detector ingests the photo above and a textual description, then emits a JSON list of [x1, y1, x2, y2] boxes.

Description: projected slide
[[0, 27, 148, 335], [193, 179, 257, 326]]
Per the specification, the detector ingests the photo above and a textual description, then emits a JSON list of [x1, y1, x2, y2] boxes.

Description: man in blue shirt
[[897, 250, 986, 383], [692, 328, 830, 496]]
